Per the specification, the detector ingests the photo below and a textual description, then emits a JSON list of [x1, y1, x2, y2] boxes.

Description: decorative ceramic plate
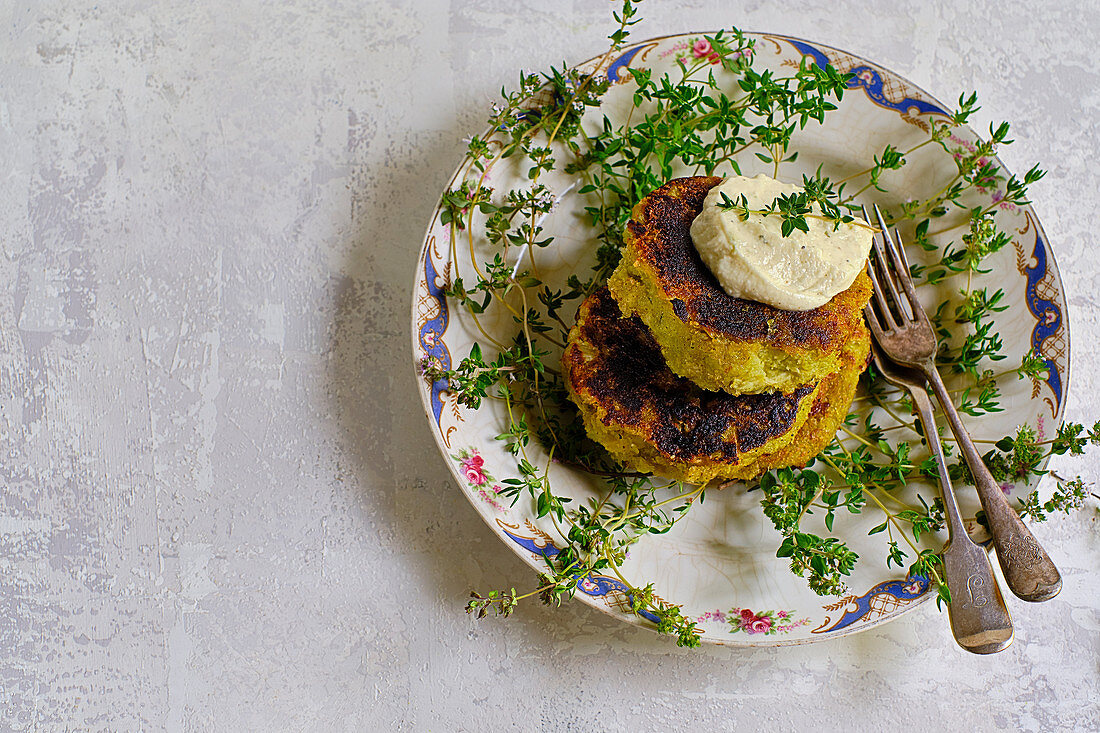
[[411, 33, 1068, 645]]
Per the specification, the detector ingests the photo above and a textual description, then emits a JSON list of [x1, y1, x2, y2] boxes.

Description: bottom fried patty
[[562, 287, 870, 484]]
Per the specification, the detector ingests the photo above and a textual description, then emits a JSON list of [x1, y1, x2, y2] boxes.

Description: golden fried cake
[[749, 322, 871, 473], [563, 287, 824, 484], [607, 176, 873, 395]]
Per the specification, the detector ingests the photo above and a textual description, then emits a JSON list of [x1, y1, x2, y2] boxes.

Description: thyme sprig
[[715, 170, 866, 236], [425, 2, 1095, 646]]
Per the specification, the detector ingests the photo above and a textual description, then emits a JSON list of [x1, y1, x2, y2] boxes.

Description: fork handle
[[923, 365, 1062, 602], [907, 383, 1013, 653]]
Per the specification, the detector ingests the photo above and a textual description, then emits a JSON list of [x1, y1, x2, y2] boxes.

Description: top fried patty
[[607, 176, 872, 395]]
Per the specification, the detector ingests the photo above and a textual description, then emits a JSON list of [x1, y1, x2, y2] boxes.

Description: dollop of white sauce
[[689, 174, 872, 311]]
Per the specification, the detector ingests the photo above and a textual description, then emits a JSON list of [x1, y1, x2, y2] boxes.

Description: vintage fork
[[862, 204, 1062, 603], [870, 343, 1013, 653]]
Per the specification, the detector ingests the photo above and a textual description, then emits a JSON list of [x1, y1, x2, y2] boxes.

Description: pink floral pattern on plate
[[725, 607, 811, 635], [453, 448, 507, 511], [667, 36, 753, 67]]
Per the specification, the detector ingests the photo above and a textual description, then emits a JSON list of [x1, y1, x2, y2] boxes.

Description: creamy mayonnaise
[[689, 175, 872, 311]]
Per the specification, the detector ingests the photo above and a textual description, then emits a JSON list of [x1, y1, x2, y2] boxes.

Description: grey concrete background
[[2, 1, 1098, 730]]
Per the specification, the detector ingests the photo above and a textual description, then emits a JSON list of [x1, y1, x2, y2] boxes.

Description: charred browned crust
[[624, 176, 865, 351], [563, 287, 816, 465]]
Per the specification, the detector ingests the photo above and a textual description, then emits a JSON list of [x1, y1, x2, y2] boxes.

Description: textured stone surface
[[3, 1, 1098, 730]]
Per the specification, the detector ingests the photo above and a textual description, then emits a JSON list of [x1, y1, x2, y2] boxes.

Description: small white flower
[[533, 189, 556, 211]]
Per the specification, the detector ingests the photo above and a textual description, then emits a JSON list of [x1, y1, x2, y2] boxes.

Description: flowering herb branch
[[421, 1, 1095, 646]]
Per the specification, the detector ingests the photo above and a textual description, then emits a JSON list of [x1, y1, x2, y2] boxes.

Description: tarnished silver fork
[[871, 343, 1013, 653], [862, 204, 1062, 604]]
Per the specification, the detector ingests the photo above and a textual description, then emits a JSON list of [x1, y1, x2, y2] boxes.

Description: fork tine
[[886, 225, 929, 327], [869, 205, 912, 321], [864, 260, 898, 330], [863, 301, 886, 343], [862, 206, 900, 328]]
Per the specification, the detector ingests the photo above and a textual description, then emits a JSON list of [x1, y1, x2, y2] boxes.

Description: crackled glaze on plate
[[411, 33, 1069, 646]]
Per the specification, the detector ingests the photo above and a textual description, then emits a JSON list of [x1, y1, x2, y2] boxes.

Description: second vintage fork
[[862, 205, 1062, 603], [871, 344, 1013, 653]]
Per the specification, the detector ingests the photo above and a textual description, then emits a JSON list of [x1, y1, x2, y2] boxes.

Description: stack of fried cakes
[[563, 177, 872, 484]]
